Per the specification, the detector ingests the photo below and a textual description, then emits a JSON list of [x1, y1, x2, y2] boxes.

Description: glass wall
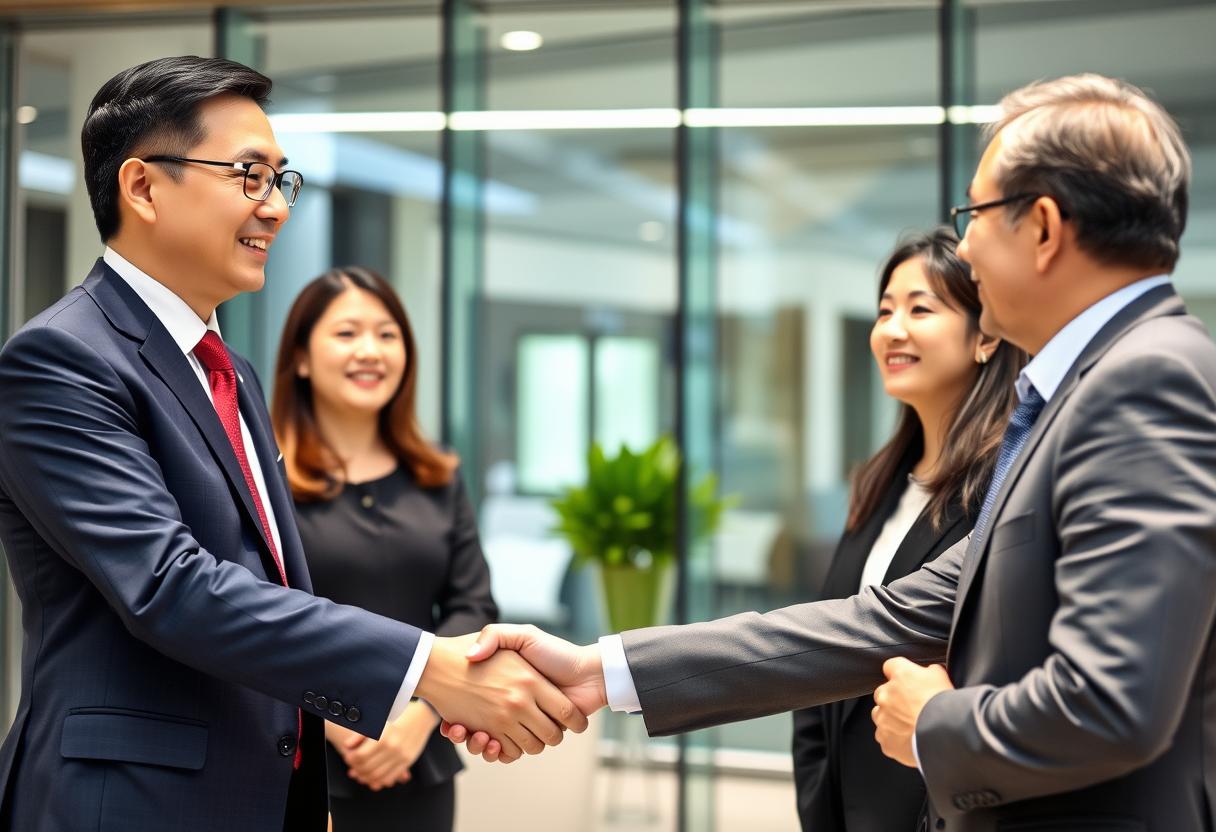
[[707, 1, 941, 771], [2, 2, 1215, 831]]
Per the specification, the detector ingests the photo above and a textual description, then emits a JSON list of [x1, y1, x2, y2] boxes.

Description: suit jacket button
[[303, 691, 316, 706], [345, 706, 361, 723], [328, 699, 344, 717], [935, 821, 945, 830], [314, 695, 328, 711], [278, 735, 297, 757]]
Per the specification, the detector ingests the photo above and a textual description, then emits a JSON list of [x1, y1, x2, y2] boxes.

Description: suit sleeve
[[434, 470, 499, 637], [0, 325, 421, 739], [621, 533, 964, 735], [915, 347, 1216, 814]]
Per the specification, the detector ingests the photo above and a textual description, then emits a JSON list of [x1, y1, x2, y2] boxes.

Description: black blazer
[[793, 463, 973, 832]]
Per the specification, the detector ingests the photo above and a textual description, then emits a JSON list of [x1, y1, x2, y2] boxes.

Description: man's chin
[[233, 268, 267, 295]]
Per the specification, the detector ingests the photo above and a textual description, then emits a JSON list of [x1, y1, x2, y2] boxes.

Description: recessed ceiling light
[[501, 30, 543, 51], [16, 105, 37, 125]]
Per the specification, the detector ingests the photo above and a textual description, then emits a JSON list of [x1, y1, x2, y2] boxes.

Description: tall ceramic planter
[[596, 559, 674, 633]]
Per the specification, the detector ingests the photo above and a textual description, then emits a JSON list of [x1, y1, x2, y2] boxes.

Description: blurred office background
[[0, 1, 1213, 829]]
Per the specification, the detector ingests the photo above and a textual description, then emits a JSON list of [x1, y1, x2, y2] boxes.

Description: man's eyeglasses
[[142, 155, 304, 207], [949, 192, 1042, 238]]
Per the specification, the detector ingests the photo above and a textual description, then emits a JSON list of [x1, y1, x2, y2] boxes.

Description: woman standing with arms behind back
[[792, 228, 1025, 831], [273, 266, 497, 832]]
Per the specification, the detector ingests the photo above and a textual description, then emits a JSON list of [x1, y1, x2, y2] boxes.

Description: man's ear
[[116, 158, 158, 227], [1031, 195, 1066, 273]]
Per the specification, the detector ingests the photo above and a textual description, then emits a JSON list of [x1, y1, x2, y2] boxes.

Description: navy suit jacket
[[0, 261, 422, 832]]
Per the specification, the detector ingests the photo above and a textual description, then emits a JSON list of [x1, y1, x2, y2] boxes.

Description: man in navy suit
[[0, 56, 583, 832]]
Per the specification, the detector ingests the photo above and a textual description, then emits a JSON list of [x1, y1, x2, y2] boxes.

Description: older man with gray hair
[[449, 73, 1216, 832]]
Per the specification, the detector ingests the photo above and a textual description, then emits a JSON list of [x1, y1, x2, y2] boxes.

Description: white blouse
[[858, 476, 931, 592]]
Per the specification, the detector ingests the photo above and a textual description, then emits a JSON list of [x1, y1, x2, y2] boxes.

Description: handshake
[[413, 625, 607, 763], [412, 622, 952, 770]]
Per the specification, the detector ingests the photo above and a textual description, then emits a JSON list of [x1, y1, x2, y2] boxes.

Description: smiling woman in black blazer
[[792, 228, 1025, 832]]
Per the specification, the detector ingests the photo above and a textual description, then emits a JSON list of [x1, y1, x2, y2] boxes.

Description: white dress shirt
[[601, 274, 1173, 718], [103, 247, 427, 725]]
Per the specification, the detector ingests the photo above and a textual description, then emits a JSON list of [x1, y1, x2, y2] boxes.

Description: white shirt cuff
[[387, 630, 435, 727], [599, 634, 642, 713]]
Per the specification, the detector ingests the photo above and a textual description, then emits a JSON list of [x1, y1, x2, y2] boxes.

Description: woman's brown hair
[[271, 266, 457, 501], [846, 227, 1027, 531]]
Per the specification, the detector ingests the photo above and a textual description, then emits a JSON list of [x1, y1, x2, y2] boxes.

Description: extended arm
[[0, 326, 583, 756]]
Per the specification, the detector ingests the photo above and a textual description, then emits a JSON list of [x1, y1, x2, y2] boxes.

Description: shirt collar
[[103, 247, 222, 356], [1016, 274, 1171, 403]]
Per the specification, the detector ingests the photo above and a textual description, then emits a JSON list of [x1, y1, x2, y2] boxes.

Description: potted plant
[[550, 435, 732, 632]]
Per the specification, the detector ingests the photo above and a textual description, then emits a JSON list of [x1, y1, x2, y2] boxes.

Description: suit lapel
[[884, 501, 967, 586], [948, 388, 1068, 637], [820, 465, 912, 600], [948, 284, 1185, 643], [138, 327, 278, 561], [234, 361, 312, 592], [86, 264, 279, 576]]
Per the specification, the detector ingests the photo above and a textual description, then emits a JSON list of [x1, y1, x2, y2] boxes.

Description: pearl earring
[[977, 352, 989, 365]]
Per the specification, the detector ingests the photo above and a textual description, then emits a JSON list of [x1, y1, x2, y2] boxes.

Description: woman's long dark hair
[[847, 228, 1026, 531], [271, 266, 457, 502]]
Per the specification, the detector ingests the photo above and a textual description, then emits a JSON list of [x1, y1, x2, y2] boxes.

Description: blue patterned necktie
[[970, 384, 1047, 548]]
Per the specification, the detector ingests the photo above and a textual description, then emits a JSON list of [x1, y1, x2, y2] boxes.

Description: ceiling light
[[449, 109, 680, 131], [16, 105, 37, 125], [269, 111, 446, 133], [501, 30, 543, 51]]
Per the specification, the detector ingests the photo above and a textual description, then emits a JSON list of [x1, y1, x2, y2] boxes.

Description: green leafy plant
[[550, 435, 734, 570]]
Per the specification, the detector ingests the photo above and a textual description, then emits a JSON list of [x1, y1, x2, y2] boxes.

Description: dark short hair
[[988, 74, 1190, 272], [81, 55, 273, 241]]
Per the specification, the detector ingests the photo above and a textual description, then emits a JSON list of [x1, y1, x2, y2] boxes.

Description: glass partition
[[702, 5, 940, 789], [218, 2, 445, 436], [1, 2, 1213, 831]]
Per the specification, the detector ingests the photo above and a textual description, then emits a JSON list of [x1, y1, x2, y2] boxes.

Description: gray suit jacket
[[624, 286, 1216, 832]]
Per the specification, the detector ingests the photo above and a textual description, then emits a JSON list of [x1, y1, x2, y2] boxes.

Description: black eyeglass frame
[[142, 155, 303, 206], [949, 192, 1061, 237]]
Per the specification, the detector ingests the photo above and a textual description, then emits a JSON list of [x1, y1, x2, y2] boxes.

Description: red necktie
[[193, 330, 302, 768]]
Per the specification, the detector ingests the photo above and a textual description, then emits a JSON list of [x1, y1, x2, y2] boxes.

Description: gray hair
[[986, 73, 1191, 271]]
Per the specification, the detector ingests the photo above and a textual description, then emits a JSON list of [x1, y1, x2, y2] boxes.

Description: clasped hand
[[326, 700, 437, 790], [414, 630, 603, 763], [429, 625, 607, 763], [871, 657, 954, 768]]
